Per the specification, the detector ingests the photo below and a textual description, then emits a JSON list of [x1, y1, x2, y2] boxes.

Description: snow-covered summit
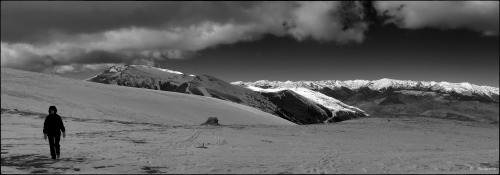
[[111, 65, 194, 76], [248, 86, 368, 120], [233, 78, 499, 102], [107, 65, 128, 73], [86, 65, 196, 90]]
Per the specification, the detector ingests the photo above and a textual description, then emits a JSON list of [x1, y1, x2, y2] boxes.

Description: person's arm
[[59, 115, 66, 138], [43, 117, 48, 140]]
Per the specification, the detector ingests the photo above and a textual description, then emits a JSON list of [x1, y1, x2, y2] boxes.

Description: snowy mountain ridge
[[247, 86, 369, 123], [87, 65, 369, 124], [232, 78, 499, 101], [85, 65, 195, 81], [108, 65, 193, 76], [86, 65, 196, 91], [236, 78, 499, 123]]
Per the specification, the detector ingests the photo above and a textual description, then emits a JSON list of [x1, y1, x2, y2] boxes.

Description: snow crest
[[247, 86, 369, 121], [233, 79, 499, 100]]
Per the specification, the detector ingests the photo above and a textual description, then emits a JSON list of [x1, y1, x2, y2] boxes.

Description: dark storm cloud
[[1, 1, 261, 43], [0, 42, 130, 72], [1, 1, 498, 74], [2, 1, 368, 43], [2, 1, 370, 73]]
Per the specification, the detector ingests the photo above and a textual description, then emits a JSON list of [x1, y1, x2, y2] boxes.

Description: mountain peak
[[86, 64, 196, 90], [234, 78, 499, 103], [106, 65, 128, 73]]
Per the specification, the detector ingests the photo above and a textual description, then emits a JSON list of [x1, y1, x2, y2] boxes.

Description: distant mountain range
[[234, 79, 499, 124], [232, 79, 499, 103], [87, 65, 499, 124]]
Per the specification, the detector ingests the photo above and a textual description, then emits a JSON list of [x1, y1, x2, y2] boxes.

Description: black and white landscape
[[1, 1, 499, 174]]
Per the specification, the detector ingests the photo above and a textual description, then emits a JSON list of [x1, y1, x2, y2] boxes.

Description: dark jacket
[[43, 114, 66, 136]]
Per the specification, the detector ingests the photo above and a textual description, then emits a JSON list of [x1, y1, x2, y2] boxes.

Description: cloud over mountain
[[1, 1, 498, 73], [1, 1, 369, 73]]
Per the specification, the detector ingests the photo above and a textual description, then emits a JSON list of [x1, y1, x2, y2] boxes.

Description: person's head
[[48, 106, 57, 114]]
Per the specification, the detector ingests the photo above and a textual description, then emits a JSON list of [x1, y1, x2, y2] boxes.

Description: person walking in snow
[[43, 106, 66, 160]]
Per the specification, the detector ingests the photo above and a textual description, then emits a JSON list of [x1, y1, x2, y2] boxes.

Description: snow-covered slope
[[1, 68, 295, 125], [87, 65, 196, 91], [248, 86, 368, 123], [173, 74, 289, 119], [86, 65, 369, 124], [87, 66, 284, 116]]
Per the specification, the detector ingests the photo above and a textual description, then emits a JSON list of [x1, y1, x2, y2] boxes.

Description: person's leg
[[47, 135, 56, 159], [55, 134, 61, 158]]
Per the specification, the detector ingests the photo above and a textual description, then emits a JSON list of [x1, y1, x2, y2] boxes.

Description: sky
[[1, 1, 499, 87]]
